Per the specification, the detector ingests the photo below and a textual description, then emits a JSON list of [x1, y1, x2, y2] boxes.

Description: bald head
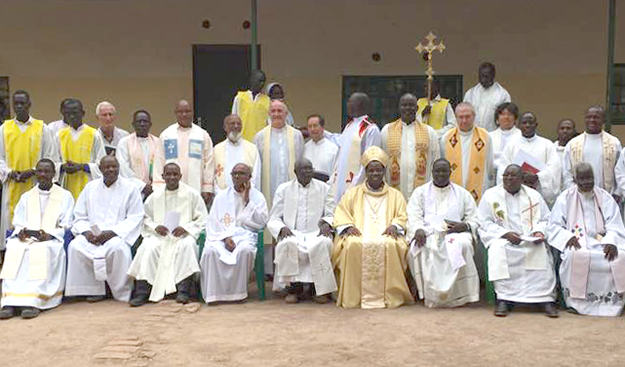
[[455, 102, 476, 132], [347, 92, 371, 118], [175, 100, 193, 127], [399, 93, 418, 123], [269, 100, 288, 128]]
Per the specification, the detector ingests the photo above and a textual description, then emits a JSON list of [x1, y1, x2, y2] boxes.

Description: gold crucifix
[[415, 31, 445, 102]]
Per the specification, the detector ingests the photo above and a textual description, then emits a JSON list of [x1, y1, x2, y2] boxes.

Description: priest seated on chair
[[478, 164, 558, 318], [128, 163, 208, 307], [406, 158, 480, 308], [268, 158, 337, 304], [65, 155, 145, 303], [200, 163, 268, 304], [332, 146, 413, 309], [0, 159, 74, 320], [549, 162, 625, 316]]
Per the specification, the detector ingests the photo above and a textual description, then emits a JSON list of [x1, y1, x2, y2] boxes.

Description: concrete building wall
[[0, 0, 622, 139]]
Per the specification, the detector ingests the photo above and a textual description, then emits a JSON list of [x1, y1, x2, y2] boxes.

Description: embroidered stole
[[0, 185, 64, 281], [3, 119, 44, 223], [445, 127, 488, 202], [127, 133, 158, 184], [214, 140, 257, 190], [239, 91, 271, 142], [417, 98, 449, 130], [387, 119, 430, 191], [570, 132, 618, 193]]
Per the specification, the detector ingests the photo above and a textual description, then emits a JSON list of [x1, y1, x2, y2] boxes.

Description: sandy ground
[[2, 286, 625, 367]]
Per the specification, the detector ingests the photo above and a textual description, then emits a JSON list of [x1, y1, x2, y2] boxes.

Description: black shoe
[[494, 301, 508, 317], [86, 295, 106, 303], [176, 292, 190, 304], [129, 295, 149, 307], [544, 302, 559, 318], [0, 307, 16, 320], [20, 307, 40, 319]]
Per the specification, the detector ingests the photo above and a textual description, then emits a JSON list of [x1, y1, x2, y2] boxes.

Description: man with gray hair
[[96, 101, 129, 155], [549, 162, 625, 316], [440, 102, 494, 202]]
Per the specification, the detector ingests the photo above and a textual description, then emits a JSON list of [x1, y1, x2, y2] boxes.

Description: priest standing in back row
[[382, 93, 440, 200], [440, 102, 494, 202], [0, 90, 57, 249]]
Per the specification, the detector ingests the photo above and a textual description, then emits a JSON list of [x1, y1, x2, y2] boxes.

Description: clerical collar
[[271, 125, 286, 132], [298, 180, 310, 189], [522, 134, 537, 142], [312, 137, 325, 144], [459, 128, 473, 136], [228, 138, 242, 146], [177, 123, 192, 130], [14, 116, 33, 125], [505, 188, 521, 196], [433, 183, 451, 192], [402, 119, 416, 126], [500, 127, 515, 135], [38, 185, 52, 192]]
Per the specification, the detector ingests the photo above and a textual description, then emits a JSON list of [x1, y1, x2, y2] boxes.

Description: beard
[[228, 131, 242, 143]]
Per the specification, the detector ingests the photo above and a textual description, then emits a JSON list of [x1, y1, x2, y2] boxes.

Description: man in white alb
[[0, 159, 74, 319], [303, 114, 338, 181], [463, 62, 512, 132], [117, 110, 159, 198], [200, 163, 268, 303], [382, 93, 440, 200], [213, 114, 260, 192], [153, 100, 215, 206], [331, 92, 381, 203], [407, 158, 479, 308], [269, 159, 337, 303], [549, 163, 625, 316], [479, 164, 558, 317], [440, 102, 494, 202], [498, 112, 560, 206], [128, 163, 207, 306], [563, 106, 621, 199], [65, 156, 144, 302], [95, 101, 129, 155]]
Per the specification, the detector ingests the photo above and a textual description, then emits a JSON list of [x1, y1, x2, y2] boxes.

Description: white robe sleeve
[[71, 187, 92, 236], [380, 124, 389, 153], [231, 94, 240, 115], [614, 148, 625, 197], [267, 183, 287, 239], [406, 187, 426, 240], [322, 183, 336, 225], [497, 143, 514, 185], [171, 190, 209, 240], [201, 130, 215, 194], [0, 124, 10, 183], [485, 134, 495, 189], [477, 191, 511, 246], [252, 149, 261, 190], [110, 185, 145, 246], [428, 126, 441, 163], [237, 191, 269, 232], [116, 137, 136, 180], [562, 143, 575, 190], [461, 189, 480, 235], [89, 133, 107, 179], [536, 140, 561, 203], [362, 124, 382, 151], [294, 129, 305, 161], [547, 191, 577, 252]]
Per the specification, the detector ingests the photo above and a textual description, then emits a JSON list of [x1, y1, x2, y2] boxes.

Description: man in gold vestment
[[332, 146, 413, 308]]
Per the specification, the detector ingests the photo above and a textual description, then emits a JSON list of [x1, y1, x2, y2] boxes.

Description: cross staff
[[415, 32, 446, 103]]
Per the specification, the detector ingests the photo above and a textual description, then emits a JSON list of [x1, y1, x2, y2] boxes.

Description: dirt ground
[[1, 287, 625, 367]]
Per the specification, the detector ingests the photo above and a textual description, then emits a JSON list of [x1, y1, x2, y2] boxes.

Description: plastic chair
[[197, 230, 266, 301]]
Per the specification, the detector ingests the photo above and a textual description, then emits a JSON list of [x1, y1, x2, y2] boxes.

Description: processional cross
[[415, 32, 446, 103]]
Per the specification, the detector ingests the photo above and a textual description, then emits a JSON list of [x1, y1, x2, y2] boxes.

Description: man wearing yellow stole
[[55, 99, 106, 200], [416, 79, 457, 138], [382, 93, 440, 200], [232, 70, 271, 142], [440, 102, 494, 202], [332, 146, 413, 308], [0, 90, 57, 248]]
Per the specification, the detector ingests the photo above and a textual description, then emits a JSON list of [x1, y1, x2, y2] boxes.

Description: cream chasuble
[[332, 183, 413, 308]]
